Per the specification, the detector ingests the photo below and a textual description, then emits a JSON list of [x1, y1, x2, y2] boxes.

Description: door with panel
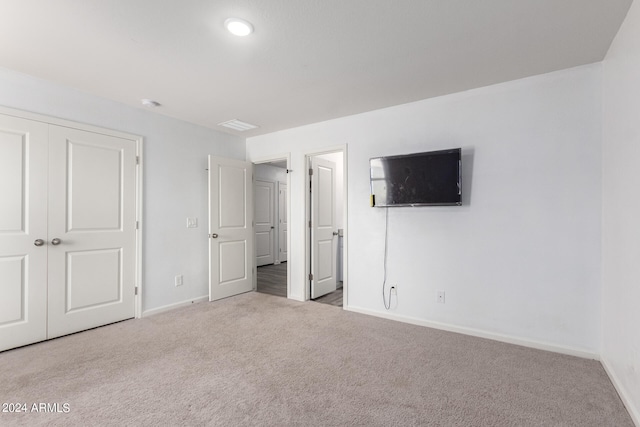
[[0, 115, 49, 352], [0, 113, 138, 351], [47, 126, 137, 338], [310, 157, 337, 299], [254, 180, 275, 267], [208, 156, 254, 301], [278, 183, 288, 263]]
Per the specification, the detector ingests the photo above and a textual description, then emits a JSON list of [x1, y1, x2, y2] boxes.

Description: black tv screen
[[370, 148, 461, 207]]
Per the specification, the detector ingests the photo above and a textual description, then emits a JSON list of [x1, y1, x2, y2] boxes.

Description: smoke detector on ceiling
[[141, 99, 160, 107]]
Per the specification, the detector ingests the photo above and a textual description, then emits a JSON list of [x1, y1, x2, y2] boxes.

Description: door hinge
[[135, 286, 138, 295], [308, 273, 314, 281], [309, 168, 313, 176], [136, 156, 140, 165], [136, 221, 139, 229], [308, 220, 312, 228]]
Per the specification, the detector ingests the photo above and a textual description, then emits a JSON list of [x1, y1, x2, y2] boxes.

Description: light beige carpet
[[0, 292, 633, 426]]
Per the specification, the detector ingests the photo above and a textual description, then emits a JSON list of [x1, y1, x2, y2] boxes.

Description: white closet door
[[47, 126, 137, 339], [0, 114, 48, 352]]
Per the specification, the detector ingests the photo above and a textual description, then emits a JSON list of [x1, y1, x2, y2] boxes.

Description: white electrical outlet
[[187, 217, 198, 228], [175, 275, 183, 287], [437, 290, 445, 304]]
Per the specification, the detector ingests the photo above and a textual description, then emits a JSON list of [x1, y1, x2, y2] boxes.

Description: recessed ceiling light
[[141, 99, 160, 107], [224, 18, 253, 36], [218, 119, 259, 131]]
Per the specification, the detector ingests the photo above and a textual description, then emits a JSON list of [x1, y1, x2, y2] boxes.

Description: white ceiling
[[0, 0, 632, 137]]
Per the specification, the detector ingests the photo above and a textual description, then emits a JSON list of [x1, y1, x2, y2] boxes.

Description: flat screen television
[[370, 148, 461, 207]]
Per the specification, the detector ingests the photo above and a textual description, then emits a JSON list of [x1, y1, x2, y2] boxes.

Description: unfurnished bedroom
[[0, 1, 639, 425]]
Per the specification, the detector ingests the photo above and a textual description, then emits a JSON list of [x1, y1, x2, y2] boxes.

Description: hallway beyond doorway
[[256, 262, 343, 307]]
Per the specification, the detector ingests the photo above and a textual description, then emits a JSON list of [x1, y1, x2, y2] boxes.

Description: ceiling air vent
[[218, 119, 258, 132]]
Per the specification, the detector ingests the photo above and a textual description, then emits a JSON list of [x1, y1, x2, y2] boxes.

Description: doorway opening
[[253, 157, 290, 299], [306, 149, 347, 308]]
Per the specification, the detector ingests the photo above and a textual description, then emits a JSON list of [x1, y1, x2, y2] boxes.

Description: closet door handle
[[51, 238, 62, 245], [34, 239, 45, 247]]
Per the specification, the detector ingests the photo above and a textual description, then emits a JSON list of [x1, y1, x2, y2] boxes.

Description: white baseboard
[[345, 305, 599, 360], [142, 295, 209, 317], [601, 357, 640, 427]]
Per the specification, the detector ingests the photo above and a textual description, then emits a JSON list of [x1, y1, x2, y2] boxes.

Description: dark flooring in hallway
[[256, 262, 342, 307]]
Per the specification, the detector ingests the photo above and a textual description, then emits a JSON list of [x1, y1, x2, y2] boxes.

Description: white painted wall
[[602, 1, 640, 423], [247, 65, 602, 353], [0, 67, 245, 313]]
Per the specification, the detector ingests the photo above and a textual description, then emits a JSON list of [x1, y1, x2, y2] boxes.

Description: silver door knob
[[211, 233, 218, 239], [34, 239, 45, 247], [332, 231, 339, 236], [51, 238, 62, 245], [271, 226, 275, 229]]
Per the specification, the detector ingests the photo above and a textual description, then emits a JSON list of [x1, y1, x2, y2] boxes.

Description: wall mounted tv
[[370, 148, 462, 207]]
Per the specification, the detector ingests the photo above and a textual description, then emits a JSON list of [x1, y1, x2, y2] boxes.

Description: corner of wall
[[601, 356, 640, 427]]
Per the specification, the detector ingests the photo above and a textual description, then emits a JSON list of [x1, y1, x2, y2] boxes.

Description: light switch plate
[[187, 217, 198, 228]]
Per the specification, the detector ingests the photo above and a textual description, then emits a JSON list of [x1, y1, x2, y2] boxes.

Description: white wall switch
[[437, 290, 445, 304], [187, 217, 198, 228], [175, 275, 183, 286]]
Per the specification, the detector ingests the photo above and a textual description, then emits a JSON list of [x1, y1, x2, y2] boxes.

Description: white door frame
[[0, 106, 144, 319], [251, 154, 291, 298], [304, 145, 348, 307]]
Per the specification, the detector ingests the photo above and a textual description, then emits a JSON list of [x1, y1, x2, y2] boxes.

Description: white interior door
[[47, 125, 137, 339], [254, 180, 275, 267], [0, 115, 49, 352], [209, 156, 254, 301], [278, 182, 288, 262], [310, 157, 337, 299]]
